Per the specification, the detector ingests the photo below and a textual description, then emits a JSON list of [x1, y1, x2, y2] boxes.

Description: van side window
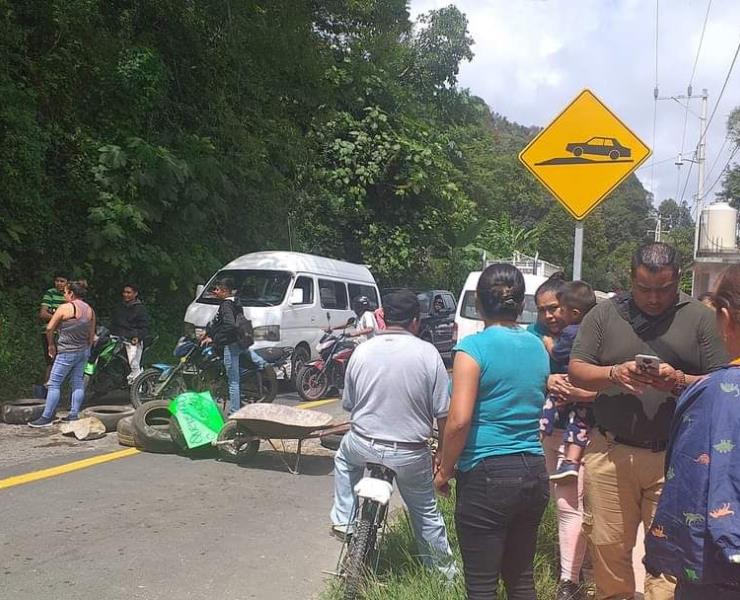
[[319, 279, 348, 310], [292, 276, 314, 305], [348, 284, 379, 307]]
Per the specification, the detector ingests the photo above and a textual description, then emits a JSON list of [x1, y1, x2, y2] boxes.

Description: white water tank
[[699, 202, 738, 252]]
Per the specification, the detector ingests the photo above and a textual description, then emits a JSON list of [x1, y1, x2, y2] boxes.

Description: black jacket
[[206, 298, 239, 350], [111, 299, 150, 341]]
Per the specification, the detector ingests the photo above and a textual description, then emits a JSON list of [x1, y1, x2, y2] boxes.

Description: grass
[[322, 486, 561, 600]]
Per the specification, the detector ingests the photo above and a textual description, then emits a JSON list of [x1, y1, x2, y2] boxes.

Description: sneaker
[[550, 460, 580, 481], [28, 416, 54, 428], [61, 414, 79, 422], [556, 579, 585, 600], [331, 524, 353, 541]]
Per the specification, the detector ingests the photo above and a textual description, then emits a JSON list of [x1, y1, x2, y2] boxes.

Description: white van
[[184, 251, 380, 376], [454, 271, 550, 344]]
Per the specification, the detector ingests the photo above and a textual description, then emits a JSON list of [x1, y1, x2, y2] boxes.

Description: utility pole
[[690, 88, 708, 296], [693, 88, 708, 257], [658, 87, 708, 295]]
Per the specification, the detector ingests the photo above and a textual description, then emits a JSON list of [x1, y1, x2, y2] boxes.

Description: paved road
[[0, 391, 347, 600]]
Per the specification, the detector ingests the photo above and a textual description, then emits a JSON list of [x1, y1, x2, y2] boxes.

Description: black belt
[[352, 430, 427, 450], [599, 428, 668, 452]]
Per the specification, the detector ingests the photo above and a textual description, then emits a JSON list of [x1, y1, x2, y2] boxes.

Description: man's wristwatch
[[671, 370, 687, 396]]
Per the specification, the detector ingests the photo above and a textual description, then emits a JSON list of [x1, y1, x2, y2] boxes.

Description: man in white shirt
[[330, 290, 454, 575]]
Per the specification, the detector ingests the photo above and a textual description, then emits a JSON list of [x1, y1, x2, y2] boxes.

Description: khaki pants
[[582, 429, 675, 600]]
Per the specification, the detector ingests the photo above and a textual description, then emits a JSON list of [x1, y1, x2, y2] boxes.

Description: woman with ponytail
[[434, 264, 551, 599]]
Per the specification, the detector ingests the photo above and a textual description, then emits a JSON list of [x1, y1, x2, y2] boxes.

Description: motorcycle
[[83, 326, 155, 400], [296, 317, 356, 402], [130, 336, 291, 410]]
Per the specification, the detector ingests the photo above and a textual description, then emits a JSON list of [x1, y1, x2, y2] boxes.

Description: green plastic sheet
[[169, 391, 225, 449]]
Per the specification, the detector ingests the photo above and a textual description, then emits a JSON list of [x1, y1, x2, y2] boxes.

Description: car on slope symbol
[[565, 137, 631, 160]]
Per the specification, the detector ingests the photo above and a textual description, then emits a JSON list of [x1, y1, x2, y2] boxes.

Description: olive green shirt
[[570, 294, 728, 442]]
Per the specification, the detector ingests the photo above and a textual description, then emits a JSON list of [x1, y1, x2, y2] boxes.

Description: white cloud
[[410, 0, 740, 210]]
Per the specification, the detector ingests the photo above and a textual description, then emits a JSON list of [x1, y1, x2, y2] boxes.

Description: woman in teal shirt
[[435, 263, 550, 600]]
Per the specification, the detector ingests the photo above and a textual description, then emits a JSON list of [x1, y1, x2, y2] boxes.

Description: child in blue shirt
[[539, 281, 597, 482]]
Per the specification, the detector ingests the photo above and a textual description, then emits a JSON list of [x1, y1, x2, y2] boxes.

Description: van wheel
[[290, 345, 310, 386]]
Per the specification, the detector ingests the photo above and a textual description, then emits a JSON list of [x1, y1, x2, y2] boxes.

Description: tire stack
[[125, 400, 176, 453]]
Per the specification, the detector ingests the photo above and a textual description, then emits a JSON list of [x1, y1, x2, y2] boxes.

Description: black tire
[[116, 416, 138, 447], [573, 147, 583, 157], [290, 345, 311, 386], [132, 400, 176, 453], [296, 365, 329, 402], [216, 421, 260, 463], [241, 368, 278, 404], [169, 416, 188, 452], [609, 149, 620, 160], [130, 369, 185, 409], [81, 404, 135, 432], [2, 399, 46, 424], [343, 512, 377, 600], [320, 432, 346, 452]]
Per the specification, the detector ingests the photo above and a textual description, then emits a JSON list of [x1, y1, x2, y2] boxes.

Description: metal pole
[[573, 221, 584, 281], [691, 88, 708, 295]]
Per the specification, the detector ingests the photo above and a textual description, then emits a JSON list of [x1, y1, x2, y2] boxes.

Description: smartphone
[[635, 354, 660, 375]]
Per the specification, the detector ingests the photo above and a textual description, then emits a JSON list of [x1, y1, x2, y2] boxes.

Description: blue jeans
[[330, 431, 455, 574], [43, 349, 91, 418], [223, 344, 269, 414]]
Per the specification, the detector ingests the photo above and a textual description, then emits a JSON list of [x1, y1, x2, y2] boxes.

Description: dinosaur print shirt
[[645, 365, 740, 586]]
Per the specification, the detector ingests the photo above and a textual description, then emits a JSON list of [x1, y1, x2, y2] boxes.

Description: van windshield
[[460, 291, 538, 325], [198, 269, 292, 307]]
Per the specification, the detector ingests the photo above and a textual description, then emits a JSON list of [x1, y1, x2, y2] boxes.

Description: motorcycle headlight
[[253, 325, 280, 341]]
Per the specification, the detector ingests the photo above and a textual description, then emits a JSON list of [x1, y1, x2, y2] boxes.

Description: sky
[[410, 0, 740, 215]]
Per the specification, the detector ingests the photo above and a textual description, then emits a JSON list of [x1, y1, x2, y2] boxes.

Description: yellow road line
[[0, 447, 140, 491], [296, 397, 339, 410]]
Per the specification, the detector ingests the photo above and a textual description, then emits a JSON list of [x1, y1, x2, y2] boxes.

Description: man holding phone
[[569, 243, 728, 600]]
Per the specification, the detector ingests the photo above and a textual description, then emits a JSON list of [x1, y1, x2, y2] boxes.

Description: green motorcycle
[[84, 326, 154, 400]]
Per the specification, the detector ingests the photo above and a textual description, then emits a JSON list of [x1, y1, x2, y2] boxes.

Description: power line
[[677, 38, 739, 207], [678, 156, 695, 206], [689, 0, 712, 87], [703, 142, 739, 199], [705, 134, 729, 182], [679, 0, 712, 162], [648, 0, 659, 196], [637, 155, 680, 171], [698, 38, 740, 147]]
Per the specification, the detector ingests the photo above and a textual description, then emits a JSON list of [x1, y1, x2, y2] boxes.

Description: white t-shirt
[[354, 311, 378, 344]]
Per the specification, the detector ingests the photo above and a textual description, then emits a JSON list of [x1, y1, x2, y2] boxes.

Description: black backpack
[[231, 303, 254, 349]]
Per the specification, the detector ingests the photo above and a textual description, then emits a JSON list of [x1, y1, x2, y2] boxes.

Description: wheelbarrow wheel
[[217, 421, 260, 464]]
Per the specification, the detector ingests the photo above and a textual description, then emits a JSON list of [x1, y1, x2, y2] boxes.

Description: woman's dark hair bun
[[66, 280, 88, 299], [548, 271, 567, 282], [476, 263, 525, 321], [535, 270, 568, 301]]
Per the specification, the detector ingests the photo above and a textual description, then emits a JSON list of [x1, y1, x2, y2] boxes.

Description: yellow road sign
[[519, 89, 651, 220]]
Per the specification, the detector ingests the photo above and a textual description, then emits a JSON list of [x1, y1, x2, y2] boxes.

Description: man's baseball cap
[[383, 289, 420, 323]]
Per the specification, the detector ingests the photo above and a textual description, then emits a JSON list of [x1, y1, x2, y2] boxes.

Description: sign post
[[573, 221, 584, 280], [519, 90, 651, 279]]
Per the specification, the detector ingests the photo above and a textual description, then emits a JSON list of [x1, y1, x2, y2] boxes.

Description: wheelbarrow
[[213, 403, 350, 474]]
